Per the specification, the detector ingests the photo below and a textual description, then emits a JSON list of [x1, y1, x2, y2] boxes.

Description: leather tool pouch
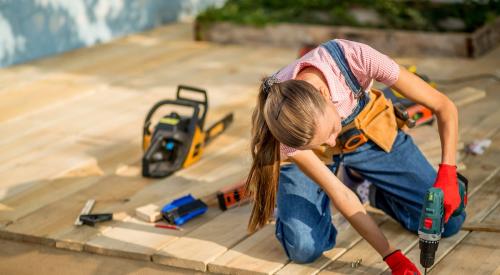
[[353, 89, 398, 153]]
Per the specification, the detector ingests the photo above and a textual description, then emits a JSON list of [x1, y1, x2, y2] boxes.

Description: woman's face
[[295, 67, 342, 150], [299, 99, 342, 150]]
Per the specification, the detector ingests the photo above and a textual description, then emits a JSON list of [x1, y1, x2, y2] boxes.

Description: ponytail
[[245, 77, 326, 232], [245, 80, 281, 232]]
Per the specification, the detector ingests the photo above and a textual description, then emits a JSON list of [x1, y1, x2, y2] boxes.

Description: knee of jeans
[[442, 211, 466, 238], [285, 236, 324, 264], [276, 219, 335, 264]]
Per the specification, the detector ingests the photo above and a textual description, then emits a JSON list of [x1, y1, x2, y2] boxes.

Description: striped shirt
[[275, 39, 400, 157]]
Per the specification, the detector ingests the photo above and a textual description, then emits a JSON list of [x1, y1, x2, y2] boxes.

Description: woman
[[245, 39, 465, 274]]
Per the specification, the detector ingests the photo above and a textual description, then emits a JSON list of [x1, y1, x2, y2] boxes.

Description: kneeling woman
[[245, 39, 465, 275]]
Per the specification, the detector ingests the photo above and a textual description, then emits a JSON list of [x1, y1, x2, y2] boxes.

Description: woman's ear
[[319, 86, 331, 101]]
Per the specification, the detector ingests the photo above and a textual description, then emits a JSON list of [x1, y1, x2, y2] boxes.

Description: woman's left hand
[[433, 164, 460, 222]]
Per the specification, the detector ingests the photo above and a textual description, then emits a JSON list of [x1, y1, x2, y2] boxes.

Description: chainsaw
[[142, 85, 233, 178]]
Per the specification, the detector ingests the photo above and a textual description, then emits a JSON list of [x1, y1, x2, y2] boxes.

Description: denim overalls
[[274, 40, 466, 264]]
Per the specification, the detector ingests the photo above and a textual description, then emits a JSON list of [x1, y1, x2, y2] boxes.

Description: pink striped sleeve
[[280, 143, 300, 158], [337, 39, 400, 86]]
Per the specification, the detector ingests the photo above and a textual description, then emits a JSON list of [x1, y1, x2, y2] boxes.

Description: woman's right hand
[[383, 249, 421, 275]]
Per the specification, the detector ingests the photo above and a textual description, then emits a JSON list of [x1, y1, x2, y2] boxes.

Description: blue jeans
[[275, 130, 466, 263]]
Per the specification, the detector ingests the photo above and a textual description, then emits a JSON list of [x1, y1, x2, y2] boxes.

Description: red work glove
[[433, 164, 460, 223], [384, 250, 421, 275]]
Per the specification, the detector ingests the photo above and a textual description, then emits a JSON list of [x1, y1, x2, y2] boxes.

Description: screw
[[351, 258, 362, 268]]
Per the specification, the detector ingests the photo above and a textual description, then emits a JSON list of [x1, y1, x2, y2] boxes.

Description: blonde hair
[[245, 78, 327, 232]]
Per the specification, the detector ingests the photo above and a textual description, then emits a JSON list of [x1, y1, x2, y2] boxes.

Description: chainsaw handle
[[143, 99, 200, 135], [177, 85, 208, 129]]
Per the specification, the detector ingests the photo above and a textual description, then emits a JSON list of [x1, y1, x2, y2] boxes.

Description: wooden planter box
[[195, 18, 500, 58]]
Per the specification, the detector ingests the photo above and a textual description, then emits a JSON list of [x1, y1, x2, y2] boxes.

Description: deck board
[[152, 204, 251, 271], [430, 205, 500, 275], [276, 214, 387, 275], [208, 224, 290, 275]]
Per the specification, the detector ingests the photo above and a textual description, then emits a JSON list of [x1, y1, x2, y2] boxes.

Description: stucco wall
[[0, 0, 225, 67]]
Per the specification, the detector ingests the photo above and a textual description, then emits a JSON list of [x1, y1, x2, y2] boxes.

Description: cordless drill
[[418, 173, 468, 274]]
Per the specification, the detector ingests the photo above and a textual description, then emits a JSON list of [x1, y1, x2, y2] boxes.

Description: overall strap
[[321, 40, 363, 98]]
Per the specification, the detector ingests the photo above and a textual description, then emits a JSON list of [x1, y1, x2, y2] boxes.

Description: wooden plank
[[0, 87, 137, 167], [0, 142, 140, 225], [461, 108, 500, 143], [276, 214, 387, 275], [461, 222, 500, 233], [84, 205, 222, 261], [152, 204, 251, 271], [430, 205, 500, 274], [0, 115, 140, 201], [207, 224, 290, 275], [319, 219, 415, 275], [84, 216, 181, 261], [447, 86, 486, 108], [0, 238, 196, 275]]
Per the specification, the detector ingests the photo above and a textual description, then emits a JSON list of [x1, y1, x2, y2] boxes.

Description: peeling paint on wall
[[0, 14, 26, 65], [0, 0, 225, 67]]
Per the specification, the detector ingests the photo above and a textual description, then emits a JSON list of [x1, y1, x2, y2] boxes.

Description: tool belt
[[283, 88, 400, 165]]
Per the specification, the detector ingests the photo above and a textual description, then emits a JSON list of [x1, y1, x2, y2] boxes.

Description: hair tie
[[263, 75, 279, 95]]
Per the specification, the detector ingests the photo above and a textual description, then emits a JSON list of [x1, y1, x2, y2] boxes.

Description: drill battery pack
[[161, 194, 207, 225]]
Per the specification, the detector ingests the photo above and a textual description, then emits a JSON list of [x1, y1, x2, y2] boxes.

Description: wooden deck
[[0, 23, 499, 275]]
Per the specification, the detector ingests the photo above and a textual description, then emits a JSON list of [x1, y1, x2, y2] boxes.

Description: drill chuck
[[419, 237, 439, 268]]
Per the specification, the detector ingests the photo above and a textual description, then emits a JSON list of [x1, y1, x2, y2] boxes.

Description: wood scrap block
[[136, 204, 162, 223]]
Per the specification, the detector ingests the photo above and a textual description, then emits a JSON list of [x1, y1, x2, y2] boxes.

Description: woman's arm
[[290, 150, 395, 257], [391, 66, 458, 165]]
